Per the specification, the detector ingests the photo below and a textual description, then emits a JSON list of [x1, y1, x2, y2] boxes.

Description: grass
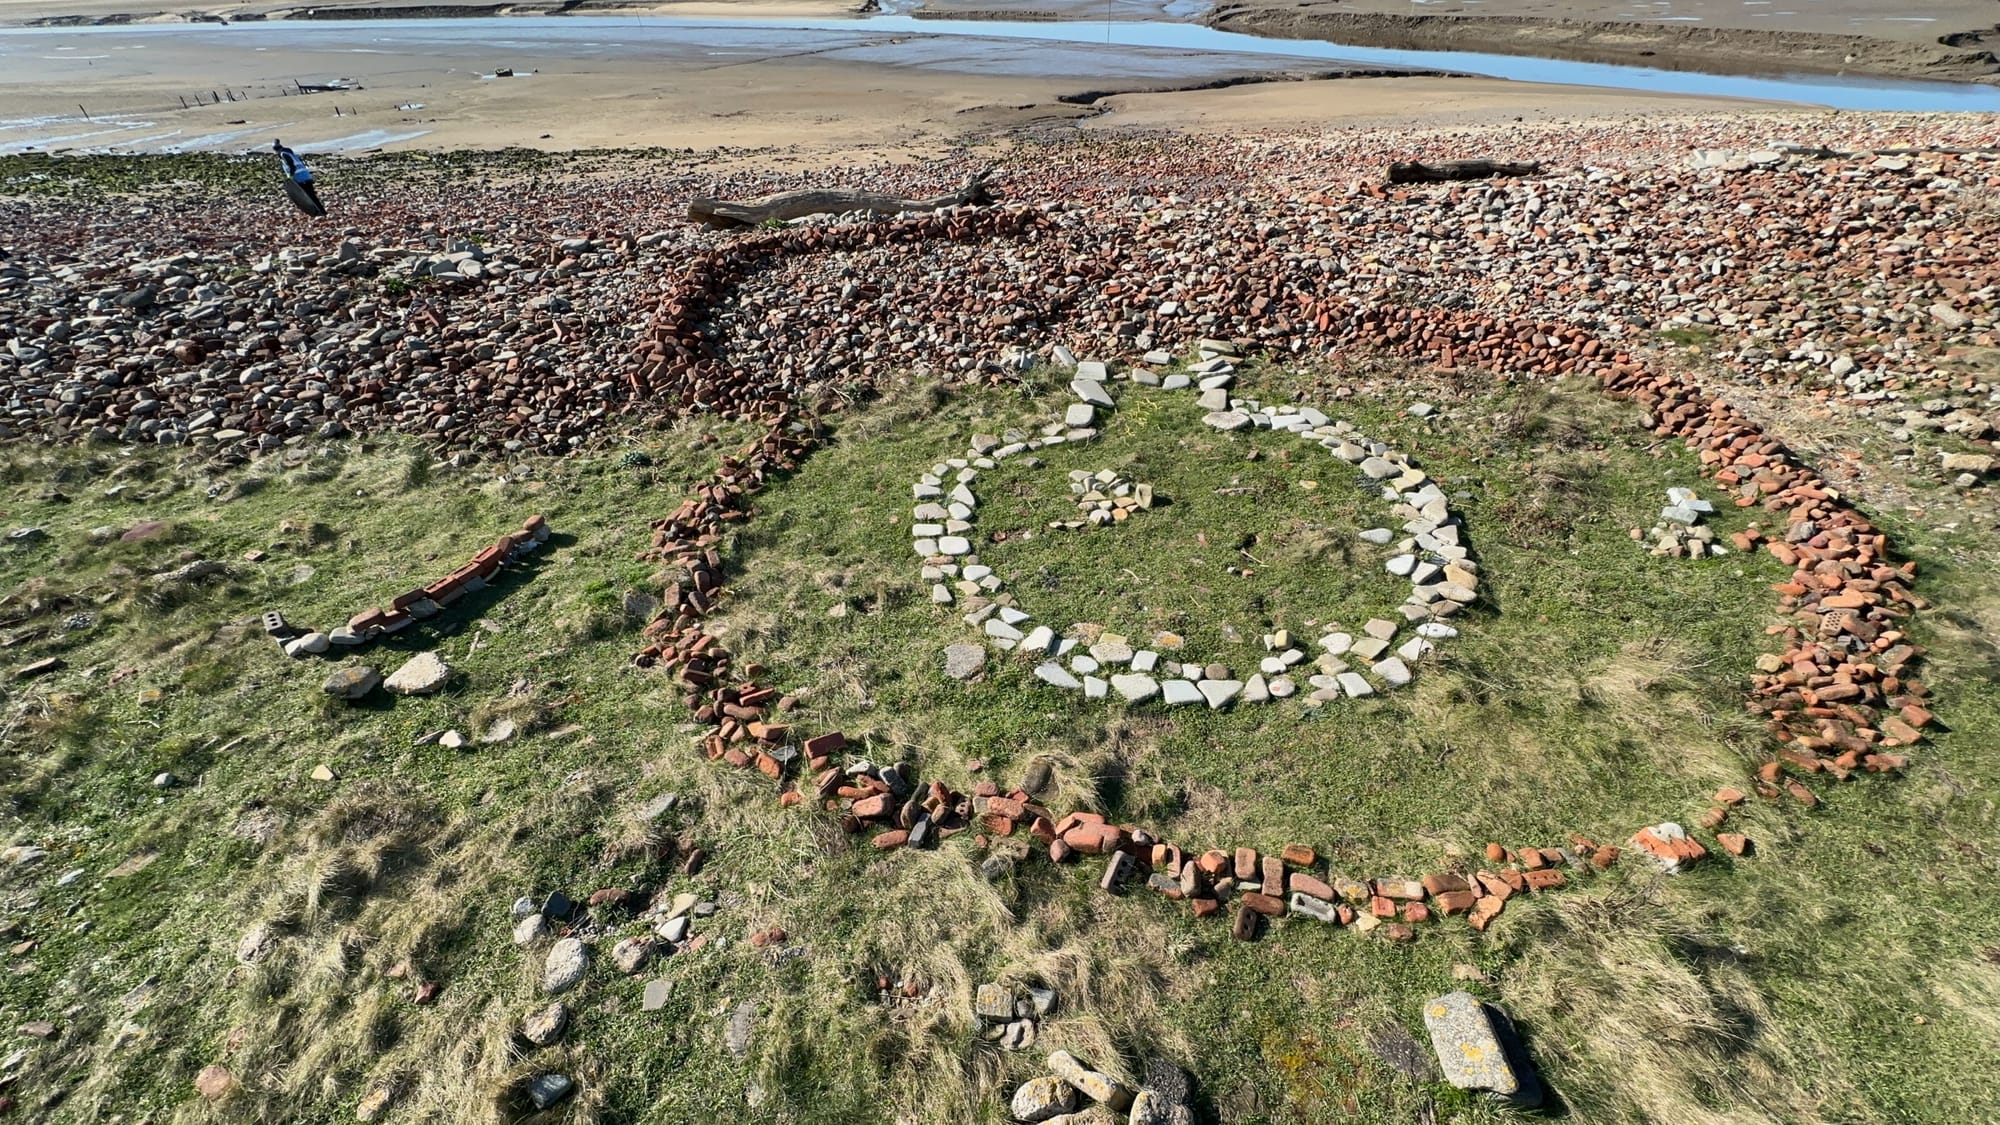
[[1, 356, 1997, 1124]]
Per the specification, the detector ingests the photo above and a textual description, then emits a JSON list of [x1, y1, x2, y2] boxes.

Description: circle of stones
[[910, 347, 1481, 711]]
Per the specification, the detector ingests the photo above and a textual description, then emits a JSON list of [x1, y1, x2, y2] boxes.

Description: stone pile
[[1637, 486, 1726, 559], [1010, 1051, 1133, 1123], [1054, 468, 1155, 529], [974, 981, 1057, 1051]]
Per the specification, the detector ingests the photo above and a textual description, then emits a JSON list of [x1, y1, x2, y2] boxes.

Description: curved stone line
[[626, 221, 1926, 944], [914, 358, 1477, 709]]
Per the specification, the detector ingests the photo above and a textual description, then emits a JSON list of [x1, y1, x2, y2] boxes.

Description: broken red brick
[[1522, 869, 1568, 892], [1591, 845, 1620, 870], [1468, 895, 1505, 932], [1369, 895, 1397, 919], [1714, 787, 1747, 805], [1698, 806, 1728, 830], [1434, 890, 1477, 915], [1717, 833, 1751, 857], [1402, 902, 1431, 924], [872, 830, 909, 850], [1421, 873, 1470, 897], [1191, 897, 1220, 919]]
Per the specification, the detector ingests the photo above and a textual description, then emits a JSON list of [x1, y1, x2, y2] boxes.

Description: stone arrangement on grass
[[916, 348, 1473, 710], [265, 514, 553, 655]]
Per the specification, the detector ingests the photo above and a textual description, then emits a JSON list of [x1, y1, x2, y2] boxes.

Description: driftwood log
[[1385, 160, 1542, 184], [687, 168, 999, 229]]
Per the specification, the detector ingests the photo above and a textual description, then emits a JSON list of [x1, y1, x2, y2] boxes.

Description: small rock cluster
[[1635, 486, 1726, 559], [974, 980, 1057, 1051], [1011, 1050, 1133, 1123], [1053, 468, 1155, 529]]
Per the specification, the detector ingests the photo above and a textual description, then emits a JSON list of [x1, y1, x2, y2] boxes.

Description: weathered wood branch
[[1384, 160, 1542, 184], [687, 168, 1000, 229]]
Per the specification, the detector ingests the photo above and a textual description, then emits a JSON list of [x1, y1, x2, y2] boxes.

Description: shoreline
[[1202, 7, 2000, 86], [4, 0, 1997, 85]]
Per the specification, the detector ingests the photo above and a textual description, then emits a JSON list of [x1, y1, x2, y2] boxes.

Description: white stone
[[1034, 663, 1082, 689], [938, 536, 972, 556], [1198, 679, 1243, 709], [1161, 679, 1203, 706], [1373, 658, 1413, 687], [1111, 673, 1160, 702], [1336, 672, 1375, 698]]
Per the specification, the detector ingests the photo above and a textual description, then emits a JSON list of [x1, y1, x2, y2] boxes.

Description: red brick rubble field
[[4, 112, 1998, 932]]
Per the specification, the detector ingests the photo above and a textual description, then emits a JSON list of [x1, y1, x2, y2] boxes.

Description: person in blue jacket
[[274, 139, 326, 217]]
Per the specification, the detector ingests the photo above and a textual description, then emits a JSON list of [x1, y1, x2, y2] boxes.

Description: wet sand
[[0, 12, 1763, 161], [1203, 0, 2000, 82]]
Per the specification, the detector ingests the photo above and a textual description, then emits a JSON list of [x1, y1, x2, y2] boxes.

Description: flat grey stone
[[1034, 663, 1082, 690], [1111, 673, 1160, 702], [642, 979, 673, 1011], [1196, 388, 1229, 412], [1241, 673, 1270, 703], [1359, 527, 1393, 545], [725, 1000, 756, 1057], [1336, 672, 1374, 698], [1386, 555, 1417, 577], [1130, 650, 1158, 672], [1161, 679, 1203, 706], [1203, 411, 1250, 431], [1071, 379, 1114, 408], [984, 619, 1025, 642], [1074, 360, 1109, 381], [1359, 456, 1400, 480], [1020, 626, 1056, 653], [322, 666, 380, 700], [1423, 991, 1519, 1095], [384, 651, 450, 695], [1268, 676, 1296, 698], [1065, 403, 1097, 428], [1373, 657, 1413, 687], [1162, 374, 1191, 390], [526, 1073, 574, 1110], [938, 535, 972, 556], [1197, 679, 1242, 709], [1083, 675, 1109, 699]]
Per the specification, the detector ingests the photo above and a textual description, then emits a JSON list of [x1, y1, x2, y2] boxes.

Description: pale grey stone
[[542, 938, 588, 995], [1071, 380, 1113, 408], [1423, 991, 1519, 1095], [1197, 679, 1242, 709], [1111, 673, 1160, 703], [1011, 1078, 1080, 1122], [1373, 657, 1413, 687], [1161, 679, 1203, 706], [1034, 663, 1082, 690], [523, 1002, 569, 1046], [384, 652, 450, 695], [1336, 672, 1374, 698]]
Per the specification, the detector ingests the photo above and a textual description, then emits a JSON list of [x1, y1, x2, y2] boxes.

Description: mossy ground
[[1, 354, 1996, 1125]]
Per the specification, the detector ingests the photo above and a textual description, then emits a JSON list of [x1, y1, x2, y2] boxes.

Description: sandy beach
[[1, 7, 1808, 161]]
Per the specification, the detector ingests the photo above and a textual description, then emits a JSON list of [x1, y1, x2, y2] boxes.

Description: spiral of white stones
[[914, 348, 1477, 710]]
